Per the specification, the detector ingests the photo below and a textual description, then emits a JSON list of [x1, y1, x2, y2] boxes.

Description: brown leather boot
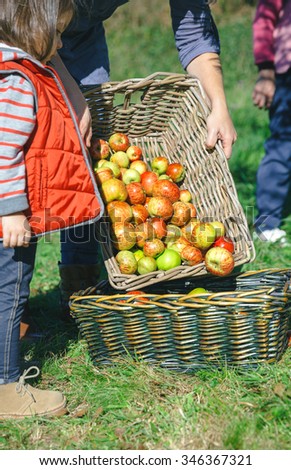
[[58, 263, 101, 318], [0, 367, 67, 419]]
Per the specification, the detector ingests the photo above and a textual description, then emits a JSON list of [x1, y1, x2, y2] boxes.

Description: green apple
[[137, 256, 157, 274], [122, 168, 141, 184], [131, 248, 144, 262], [110, 151, 130, 168], [102, 160, 121, 178], [210, 220, 226, 238], [116, 250, 138, 274], [188, 287, 208, 295], [156, 248, 181, 271], [192, 222, 216, 250]]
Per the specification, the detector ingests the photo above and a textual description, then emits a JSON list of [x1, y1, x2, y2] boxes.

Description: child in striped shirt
[[0, 0, 102, 419]]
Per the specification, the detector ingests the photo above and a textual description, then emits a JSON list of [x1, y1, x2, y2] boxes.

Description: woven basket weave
[[84, 73, 255, 290], [70, 268, 291, 371]]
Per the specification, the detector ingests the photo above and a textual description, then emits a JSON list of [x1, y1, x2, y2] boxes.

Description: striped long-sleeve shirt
[[0, 49, 36, 216]]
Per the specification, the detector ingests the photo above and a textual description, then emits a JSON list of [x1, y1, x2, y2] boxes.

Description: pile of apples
[[90, 132, 235, 278]]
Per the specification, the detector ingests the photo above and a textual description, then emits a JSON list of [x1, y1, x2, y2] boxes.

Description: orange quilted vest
[[0, 58, 103, 238]]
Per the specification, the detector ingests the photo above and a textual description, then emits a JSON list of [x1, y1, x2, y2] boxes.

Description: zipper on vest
[[39, 158, 43, 208]]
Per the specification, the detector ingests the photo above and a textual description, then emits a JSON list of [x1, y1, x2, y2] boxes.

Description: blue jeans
[[0, 241, 37, 384], [60, 223, 100, 265], [255, 69, 291, 231]]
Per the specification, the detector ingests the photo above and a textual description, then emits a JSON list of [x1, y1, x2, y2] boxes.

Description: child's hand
[[2, 212, 31, 248], [252, 70, 276, 109]]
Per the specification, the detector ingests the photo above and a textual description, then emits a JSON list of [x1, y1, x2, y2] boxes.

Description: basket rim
[[70, 268, 291, 311]]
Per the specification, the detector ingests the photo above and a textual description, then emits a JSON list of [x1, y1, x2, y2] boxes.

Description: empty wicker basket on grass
[[70, 268, 291, 371], [84, 72, 255, 290]]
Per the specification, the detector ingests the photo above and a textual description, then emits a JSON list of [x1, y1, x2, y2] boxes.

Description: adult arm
[[187, 53, 237, 159], [252, 0, 282, 109], [170, 0, 236, 158], [50, 53, 92, 147]]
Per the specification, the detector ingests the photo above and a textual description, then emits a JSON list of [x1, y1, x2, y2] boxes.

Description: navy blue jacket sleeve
[[170, 0, 220, 70], [60, 0, 220, 84]]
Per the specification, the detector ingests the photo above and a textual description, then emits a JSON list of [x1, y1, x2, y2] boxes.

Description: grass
[[1, 2, 291, 450]]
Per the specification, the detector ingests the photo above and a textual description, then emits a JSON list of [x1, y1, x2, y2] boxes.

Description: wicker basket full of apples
[[84, 73, 255, 291]]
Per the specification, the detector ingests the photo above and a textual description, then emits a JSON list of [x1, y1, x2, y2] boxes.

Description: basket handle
[[122, 72, 208, 109]]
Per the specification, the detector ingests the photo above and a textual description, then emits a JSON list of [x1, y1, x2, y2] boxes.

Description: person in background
[[252, 0, 291, 244], [0, 0, 103, 419], [52, 0, 237, 313]]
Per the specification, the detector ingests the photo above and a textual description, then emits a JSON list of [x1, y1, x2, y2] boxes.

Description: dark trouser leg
[[255, 70, 291, 232], [59, 223, 101, 315], [0, 241, 37, 384]]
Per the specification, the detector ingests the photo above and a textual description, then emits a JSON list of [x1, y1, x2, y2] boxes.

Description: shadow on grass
[[20, 287, 79, 372]]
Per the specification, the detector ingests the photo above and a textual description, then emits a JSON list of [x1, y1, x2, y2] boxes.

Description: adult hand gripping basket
[[83, 73, 255, 291], [70, 269, 291, 371]]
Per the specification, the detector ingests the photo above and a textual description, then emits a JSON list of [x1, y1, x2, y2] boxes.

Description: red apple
[[210, 220, 226, 239], [135, 221, 156, 248], [179, 189, 192, 203], [126, 145, 143, 162], [126, 290, 148, 304], [166, 162, 186, 183], [101, 178, 128, 203], [140, 171, 159, 196], [204, 246, 235, 277], [181, 218, 199, 242], [144, 196, 151, 209], [213, 236, 235, 253], [89, 137, 110, 160], [122, 168, 141, 184], [116, 250, 138, 274], [152, 179, 180, 203], [126, 182, 146, 205], [110, 151, 130, 168], [181, 245, 203, 266], [156, 248, 181, 271], [137, 256, 157, 274], [192, 222, 216, 250], [94, 166, 114, 186], [170, 201, 191, 227], [111, 222, 136, 251], [127, 290, 146, 295], [131, 204, 149, 225], [167, 236, 191, 255], [143, 238, 165, 258], [148, 196, 174, 221], [106, 201, 133, 224], [130, 160, 148, 175], [151, 156, 169, 175], [151, 217, 167, 239], [108, 132, 130, 152]]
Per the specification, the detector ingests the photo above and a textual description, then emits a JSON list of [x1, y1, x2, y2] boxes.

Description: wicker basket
[[70, 268, 291, 371], [84, 73, 255, 290]]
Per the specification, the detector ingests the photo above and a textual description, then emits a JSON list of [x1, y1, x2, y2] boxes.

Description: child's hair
[[0, 0, 75, 62]]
